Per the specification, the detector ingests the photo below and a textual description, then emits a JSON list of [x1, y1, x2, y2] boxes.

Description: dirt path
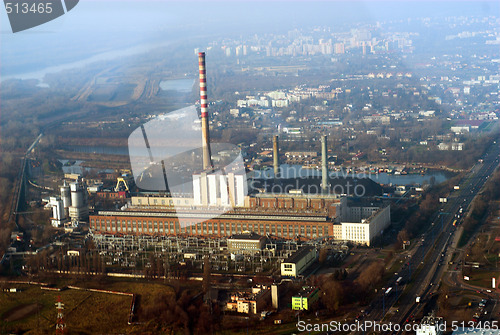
[[3, 303, 42, 322]]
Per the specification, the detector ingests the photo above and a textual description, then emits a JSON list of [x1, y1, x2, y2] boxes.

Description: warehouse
[[281, 246, 317, 277]]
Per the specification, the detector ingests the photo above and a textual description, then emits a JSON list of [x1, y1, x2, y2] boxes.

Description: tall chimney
[[321, 135, 328, 193], [198, 52, 213, 170], [273, 135, 279, 178]]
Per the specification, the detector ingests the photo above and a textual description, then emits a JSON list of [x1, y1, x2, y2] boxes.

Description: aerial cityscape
[[0, 1, 499, 334]]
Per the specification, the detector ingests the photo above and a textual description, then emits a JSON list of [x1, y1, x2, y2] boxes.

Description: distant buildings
[[438, 142, 464, 151]]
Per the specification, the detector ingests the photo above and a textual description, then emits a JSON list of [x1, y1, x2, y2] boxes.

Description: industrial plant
[[87, 51, 390, 247], [47, 178, 89, 228]]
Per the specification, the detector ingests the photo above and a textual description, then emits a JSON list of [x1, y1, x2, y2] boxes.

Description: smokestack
[[321, 135, 328, 193], [273, 135, 279, 178], [198, 52, 213, 170]]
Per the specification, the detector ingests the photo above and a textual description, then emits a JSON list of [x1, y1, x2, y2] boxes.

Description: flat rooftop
[[228, 232, 264, 241], [284, 246, 315, 264]]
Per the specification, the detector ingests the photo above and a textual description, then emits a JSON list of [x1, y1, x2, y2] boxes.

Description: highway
[[352, 139, 500, 334]]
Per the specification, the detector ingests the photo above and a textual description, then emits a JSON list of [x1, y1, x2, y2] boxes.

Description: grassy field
[[0, 279, 176, 334]]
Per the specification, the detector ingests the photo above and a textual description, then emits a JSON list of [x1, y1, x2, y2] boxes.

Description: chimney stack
[[198, 52, 213, 170], [273, 135, 279, 178], [321, 135, 328, 193]]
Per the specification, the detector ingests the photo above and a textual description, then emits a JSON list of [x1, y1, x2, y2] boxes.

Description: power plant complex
[[48, 179, 89, 227], [85, 52, 390, 246]]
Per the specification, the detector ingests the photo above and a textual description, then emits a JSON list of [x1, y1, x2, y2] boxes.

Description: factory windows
[[161, 200, 165, 205], [231, 223, 236, 232], [259, 224, 264, 232], [237, 224, 241, 232], [271, 225, 276, 234], [154, 199, 157, 205], [138, 199, 142, 204]]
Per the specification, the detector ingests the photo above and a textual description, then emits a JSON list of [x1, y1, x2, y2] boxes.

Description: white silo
[[70, 182, 84, 208], [60, 180, 71, 217], [61, 181, 71, 207], [69, 181, 89, 223], [50, 196, 65, 227]]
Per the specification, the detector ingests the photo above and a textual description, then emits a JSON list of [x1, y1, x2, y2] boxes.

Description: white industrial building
[[48, 196, 66, 227], [48, 179, 88, 227], [281, 246, 317, 277], [193, 172, 247, 207], [331, 199, 391, 246], [340, 206, 391, 246]]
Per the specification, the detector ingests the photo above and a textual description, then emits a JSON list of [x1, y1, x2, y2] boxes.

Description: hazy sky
[[1, 1, 498, 77]]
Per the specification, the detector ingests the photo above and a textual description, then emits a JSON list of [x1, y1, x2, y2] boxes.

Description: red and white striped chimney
[[198, 52, 213, 170]]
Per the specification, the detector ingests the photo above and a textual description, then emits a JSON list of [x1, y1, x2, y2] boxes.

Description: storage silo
[[69, 181, 89, 223], [60, 180, 71, 216], [70, 182, 84, 208]]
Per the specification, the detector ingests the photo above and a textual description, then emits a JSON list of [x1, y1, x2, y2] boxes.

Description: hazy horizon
[[1, 1, 498, 78]]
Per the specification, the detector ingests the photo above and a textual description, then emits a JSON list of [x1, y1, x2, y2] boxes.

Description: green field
[[0, 280, 176, 334]]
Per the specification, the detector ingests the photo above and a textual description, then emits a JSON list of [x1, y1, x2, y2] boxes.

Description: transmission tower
[[55, 296, 66, 335]]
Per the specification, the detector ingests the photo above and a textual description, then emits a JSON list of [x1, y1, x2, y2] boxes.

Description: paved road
[[351, 140, 500, 334]]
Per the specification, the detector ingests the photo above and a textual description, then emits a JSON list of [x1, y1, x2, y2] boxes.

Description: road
[[352, 140, 500, 334]]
